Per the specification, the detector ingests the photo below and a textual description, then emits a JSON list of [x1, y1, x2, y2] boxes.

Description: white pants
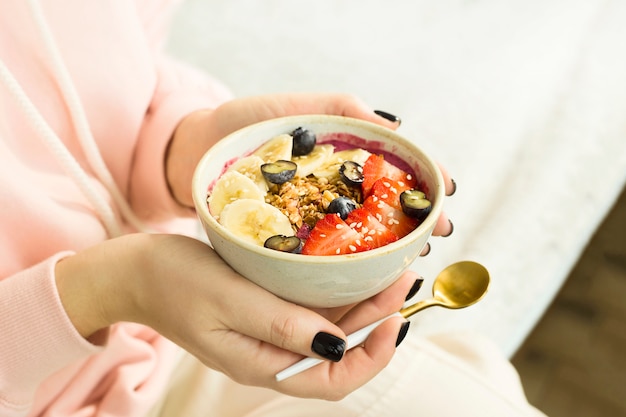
[[146, 331, 547, 417]]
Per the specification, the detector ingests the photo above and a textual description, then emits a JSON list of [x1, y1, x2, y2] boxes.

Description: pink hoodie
[[0, 1, 232, 415]]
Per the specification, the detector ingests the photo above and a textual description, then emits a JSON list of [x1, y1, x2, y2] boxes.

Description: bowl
[[192, 115, 445, 308]]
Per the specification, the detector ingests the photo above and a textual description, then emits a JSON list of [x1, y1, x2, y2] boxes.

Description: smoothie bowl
[[191, 115, 445, 308]]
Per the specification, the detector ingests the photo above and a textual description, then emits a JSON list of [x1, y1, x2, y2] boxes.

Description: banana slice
[[312, 148, 372, 179], [292, 144, 335, 178], [208, 171, 266, 217], [219, 199, 295, 246], [252, 134, 293, 163], [227, 155, 269, 193]]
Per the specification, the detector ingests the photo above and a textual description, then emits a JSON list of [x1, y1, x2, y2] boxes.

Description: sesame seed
[[349, 222, 357, 228], [336, 224, 344, 229], [406, 174, 413, 180], [336, 248, 341, 254], [376, 213, 383, 222], [383, 181, 391, 187], [391, 187, 398, 194], [398, 181, 405, 187], [368, 229, 376, 235], [364, 236, 373, 242], [381, 193, 388, 199], [349, 245, 357, 252], [320, 233, 327, 238]]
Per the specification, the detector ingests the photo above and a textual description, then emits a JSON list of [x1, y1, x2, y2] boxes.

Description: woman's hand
[[55, 233, 419, 400], [165, 93, 455, 238]]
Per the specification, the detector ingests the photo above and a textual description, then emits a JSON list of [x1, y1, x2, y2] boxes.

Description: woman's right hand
[[55, 233, 418, 400]]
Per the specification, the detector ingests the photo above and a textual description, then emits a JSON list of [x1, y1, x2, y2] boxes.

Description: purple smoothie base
[[318, 133, 412, 171]]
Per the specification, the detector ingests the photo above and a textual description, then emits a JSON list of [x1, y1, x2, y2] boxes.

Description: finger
[[432, 212, 454, 237], [226, 268, 417, 360], [328, 95, 401, 130], [214, 272, 348, 362], [322, 95, 402, 130], [264, 93, 402, 130], [271, 316, 408, 400], [437, 162, 456, 196], [208, 93, 401, 146], [268, 93, 401, 129]]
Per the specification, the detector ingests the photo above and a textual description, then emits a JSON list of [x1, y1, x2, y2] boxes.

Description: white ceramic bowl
[[192, 115, 445, 308]]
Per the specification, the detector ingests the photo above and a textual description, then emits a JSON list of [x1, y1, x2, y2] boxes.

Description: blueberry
[[291, 127, 316, 156], [339, 161, 364, 187], [261, 160, 297, 184], [400, 190, 432, 221], [327, 196, 357, 220], [264, 235, 303, 253]]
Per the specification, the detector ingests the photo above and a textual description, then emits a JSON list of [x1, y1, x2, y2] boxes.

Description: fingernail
[[419, 242, 431, 257], [405, 278, 424, 301], [374, 110, 402, 126], [312, 332, 346, 362], [443, 220, 454, 237], [395, 321, 411, 347], [447, 178, 457, 196]]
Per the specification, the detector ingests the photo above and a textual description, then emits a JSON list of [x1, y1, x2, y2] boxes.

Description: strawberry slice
[[302, 213, 371, 255], [368, 177, 412, 209], [362, 154, 417, 197], [346, 208, 398, 250], [363, 196, 419, 238]]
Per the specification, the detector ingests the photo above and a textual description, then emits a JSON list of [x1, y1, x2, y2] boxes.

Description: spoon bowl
[[400, 260, 490, 318], [275, 261, 490, 381]]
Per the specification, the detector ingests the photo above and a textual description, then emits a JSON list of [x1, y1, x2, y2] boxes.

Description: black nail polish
[[443, 220, 454, 237], [374, 110, 401, 125], [395, 322, 410, 347], [419, 242, 431, 257], [447, 178, 457, 196], [311, 332, 346, 362], [405, 278, 424, 301]]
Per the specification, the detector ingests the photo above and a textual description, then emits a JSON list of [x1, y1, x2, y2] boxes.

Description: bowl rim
[[192, 114, 445, 263]]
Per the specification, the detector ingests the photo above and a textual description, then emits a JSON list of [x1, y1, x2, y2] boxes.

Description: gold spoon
[[399, 260, 490, 317], [275, 261, 490, 381]]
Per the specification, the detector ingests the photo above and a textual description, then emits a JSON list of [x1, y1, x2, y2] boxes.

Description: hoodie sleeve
[[0, 252, 104, 416], [128, 0, 233, 224], [129, 57, 233, 223]]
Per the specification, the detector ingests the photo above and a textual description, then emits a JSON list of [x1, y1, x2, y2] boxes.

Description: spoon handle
[[275, 312, 402, 382], [399, 298, 440, 318]]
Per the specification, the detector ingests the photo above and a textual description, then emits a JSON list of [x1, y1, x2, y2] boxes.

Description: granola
[[265, 174, 362, 232]]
